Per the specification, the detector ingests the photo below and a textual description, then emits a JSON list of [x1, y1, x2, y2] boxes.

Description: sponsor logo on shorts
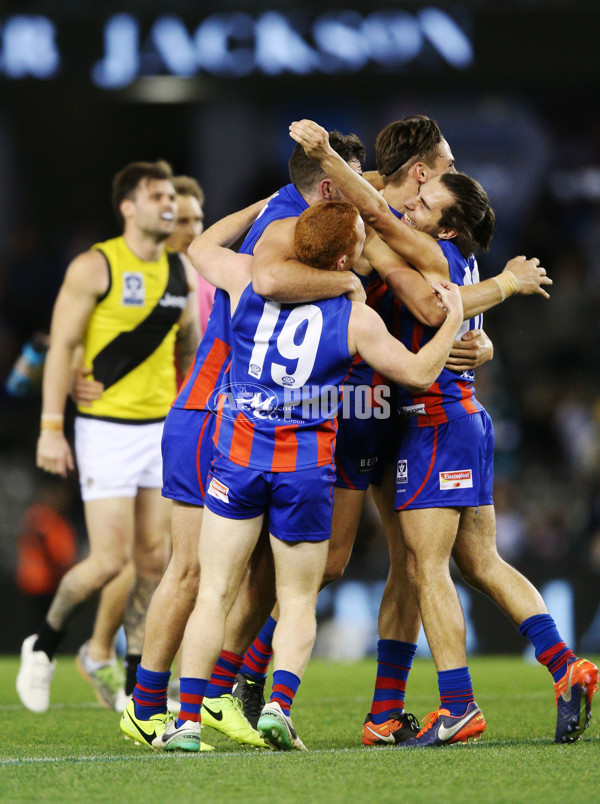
[[357, 454, 378, 473], [396, 459, 408, 484], [207, 477, 230, 503], [399, 403, 425, 418], [122, 272, 145, 306], [439, 469, 473, 490]]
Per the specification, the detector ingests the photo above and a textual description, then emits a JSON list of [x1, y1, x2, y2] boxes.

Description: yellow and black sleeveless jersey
[[78, 236, 188, 423]]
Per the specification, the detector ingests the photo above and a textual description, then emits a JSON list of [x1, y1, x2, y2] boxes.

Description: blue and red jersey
[[394, 240, 484, 427], [172, 289, 232, 411], [341, 270, 396, 409], [214, 286, 354, 472], [172, 183, 308, 412]]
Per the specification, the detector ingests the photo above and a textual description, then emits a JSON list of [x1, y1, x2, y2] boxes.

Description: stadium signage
[[0, 8, 473, 88]]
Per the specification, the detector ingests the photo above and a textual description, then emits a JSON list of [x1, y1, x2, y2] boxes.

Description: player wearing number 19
[[167, 201, 464, 752]]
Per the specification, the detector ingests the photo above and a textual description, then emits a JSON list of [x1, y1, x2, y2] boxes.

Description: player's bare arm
[[348, 281, 463, 393], [364, 228, 445, 326], [37, 250, 109, 478], [174, 258, 201, 377], [188, 198, 270, 307], [252, 217, 366, 304]]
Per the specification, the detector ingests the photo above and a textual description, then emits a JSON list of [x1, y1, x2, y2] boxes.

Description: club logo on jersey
[[396, 459, 408, 484], [121, 272, 145, 306], [439, 469, 473, 490], [207, 477, 230, 503]]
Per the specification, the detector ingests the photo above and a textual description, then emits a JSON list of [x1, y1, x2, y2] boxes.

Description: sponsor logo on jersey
[[207, 477, 230, 503], [399, 403, 425, 418], [158, 292, 187, 309], [396, 459, 408, 484], [439, 469, 473, 490], [122, 272, 145, 306]]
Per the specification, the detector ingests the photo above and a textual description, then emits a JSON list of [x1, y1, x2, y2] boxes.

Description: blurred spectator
[[15, 478, 77, 631]]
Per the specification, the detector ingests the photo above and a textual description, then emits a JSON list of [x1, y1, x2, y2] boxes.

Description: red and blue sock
[[270, 669, 300, 715], [438, 666, 475, 717], [177, 677, 208, 727], [240, 617, 277, 683], [518, 613, 576, 682], [132, 666, 170, 719], [205, 650, 243, 698], [370, 639, 417, 724]]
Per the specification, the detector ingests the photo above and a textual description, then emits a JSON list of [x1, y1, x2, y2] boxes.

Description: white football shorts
[[74, 417, 164, 501]]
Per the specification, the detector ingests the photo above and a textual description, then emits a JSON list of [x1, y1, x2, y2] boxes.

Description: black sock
[[125, 654, 142, 696], [33, 621, 65, 660]]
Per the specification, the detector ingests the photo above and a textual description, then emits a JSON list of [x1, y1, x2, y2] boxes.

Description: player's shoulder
[[64, 248, 110, 295], [254, 216, 297, 250]]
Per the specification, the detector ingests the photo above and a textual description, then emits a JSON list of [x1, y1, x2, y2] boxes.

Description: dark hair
[[293, 201, 361, 271], [375, 115, 443, 185], [289, 130, 365, 195], [438, 172, 495, 256], [172, 175, 205, 206], [112, 160, 173, 225]]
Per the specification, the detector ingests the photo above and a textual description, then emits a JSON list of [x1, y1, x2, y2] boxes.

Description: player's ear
[[437, 227, 458, 241], [336, 254, 350, 270], [120, 198, 134, 220], [413, 162, 428, 184], [319, 178, 335, 200]]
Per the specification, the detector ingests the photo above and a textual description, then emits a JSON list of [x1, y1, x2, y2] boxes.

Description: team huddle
[[16, 114, 598, 752]]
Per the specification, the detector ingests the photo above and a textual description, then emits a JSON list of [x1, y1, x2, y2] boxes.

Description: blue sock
[[518, 614, 576, 682], [370, 639, 417, 724], [438, 667, 474, 717], [241, 617, 277, 683], [132, 666, 171, 719], [270, 670, 301, 715], [177, 676, 208, 727]]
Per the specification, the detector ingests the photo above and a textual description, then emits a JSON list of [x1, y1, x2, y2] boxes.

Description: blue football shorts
[[394, 410, 494, 511], [335, 404, 399, 491], [161, 407, 216, 506], [204, 452, 336, 543]]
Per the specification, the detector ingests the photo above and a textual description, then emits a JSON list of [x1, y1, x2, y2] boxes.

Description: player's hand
[[289, 120, 331, 161], [445, 329, 493, 371], [344, 272, 367, 303], [70, 366, 103, 407], [432, 280, 463, 319], [504, 255, 552, 298], [37, 431, 75, 478]]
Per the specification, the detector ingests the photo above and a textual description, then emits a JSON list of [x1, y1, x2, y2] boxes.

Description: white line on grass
[[0, 747, 381, 767]]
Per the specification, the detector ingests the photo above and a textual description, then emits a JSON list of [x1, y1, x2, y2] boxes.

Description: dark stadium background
[[1, 0, 599, 659]]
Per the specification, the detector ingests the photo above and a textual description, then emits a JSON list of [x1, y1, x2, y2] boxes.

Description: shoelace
[[401, 712, 421, 733], [231, 694, 255, 728], [416, 708, 451, 738]]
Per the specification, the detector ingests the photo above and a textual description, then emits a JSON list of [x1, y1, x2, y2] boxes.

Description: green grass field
[[2, 655, 599, 803]]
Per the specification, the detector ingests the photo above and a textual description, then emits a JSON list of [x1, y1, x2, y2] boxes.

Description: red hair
[[293, 201, 361, 271]]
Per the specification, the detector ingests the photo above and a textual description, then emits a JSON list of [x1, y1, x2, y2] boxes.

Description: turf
[[2, 655, 599, 802]]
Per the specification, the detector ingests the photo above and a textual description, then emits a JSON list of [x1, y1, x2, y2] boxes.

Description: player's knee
[[321, 549, 351, 586], [94, 555, 127, 585], [133, 538, 169, 576]]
